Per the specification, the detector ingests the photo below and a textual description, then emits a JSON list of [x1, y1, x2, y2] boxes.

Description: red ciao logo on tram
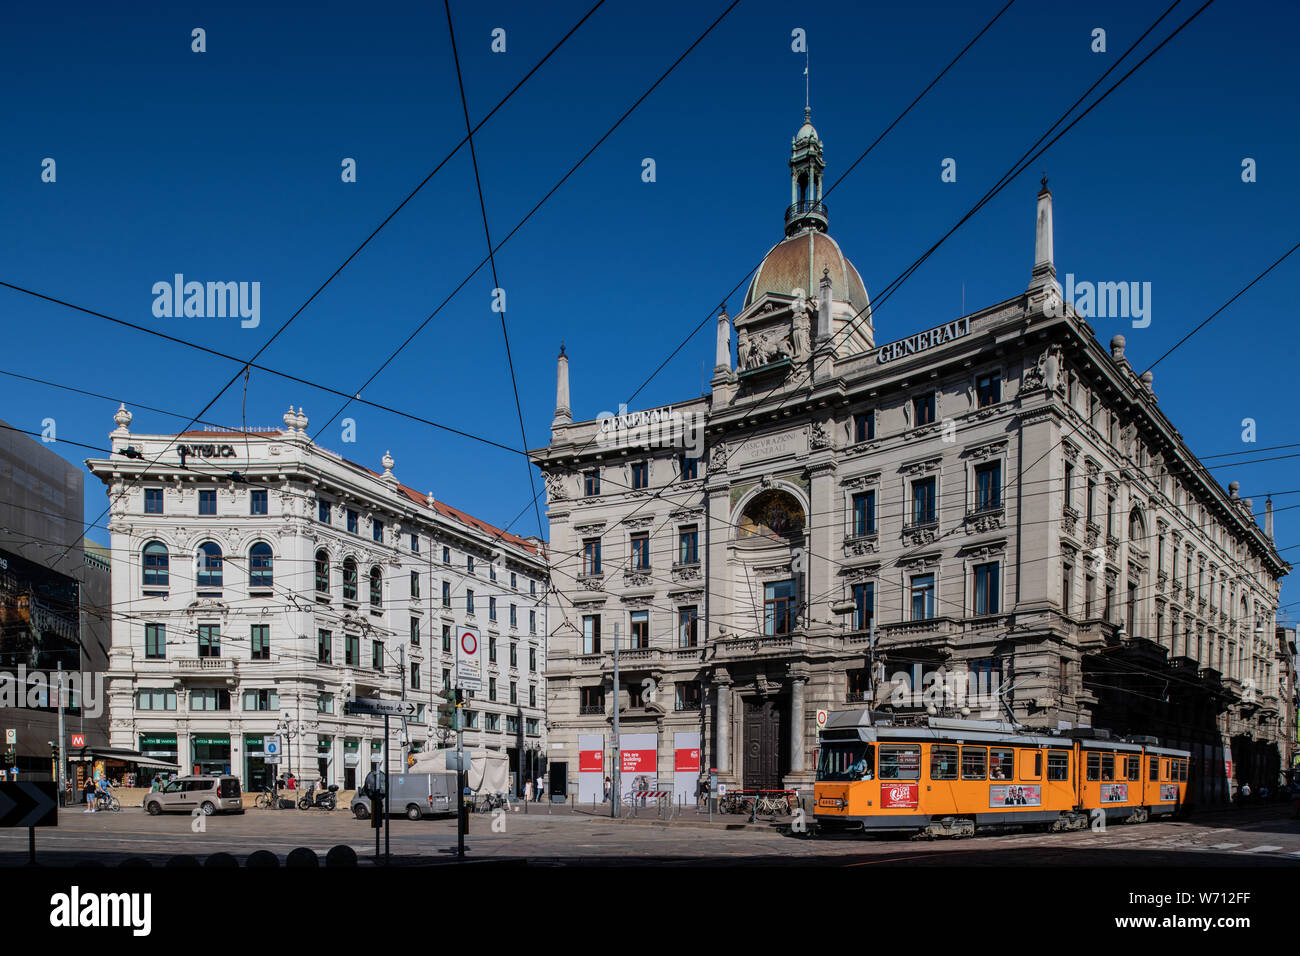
[[881, 782, 919, 809]]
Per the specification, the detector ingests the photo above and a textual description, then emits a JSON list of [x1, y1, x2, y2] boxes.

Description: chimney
[[552, 344, 571, 428]]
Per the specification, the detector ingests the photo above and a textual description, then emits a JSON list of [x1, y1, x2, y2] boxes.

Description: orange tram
[[814, 710, 1190, 838]]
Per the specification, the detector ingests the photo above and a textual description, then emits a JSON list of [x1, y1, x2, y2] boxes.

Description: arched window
[[342, 557, 358, 602], [1128, 507, 1145, 544], [249, 542, 273, 590], [315, 549, 330, 593], [369, 567, 382, 607], [197, 542, 223, 590], [142, 540, 169, 588]]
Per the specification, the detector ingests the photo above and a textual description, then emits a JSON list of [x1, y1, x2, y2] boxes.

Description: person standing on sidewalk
[[82, 775, 96, 813]]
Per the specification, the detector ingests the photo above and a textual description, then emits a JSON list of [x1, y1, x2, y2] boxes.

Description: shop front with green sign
[[343, 739, 360, 789], [193, 734, 231, 776], [245, 734, 274, 792]]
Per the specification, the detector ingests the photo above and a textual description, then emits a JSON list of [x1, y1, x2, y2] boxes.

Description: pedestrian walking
[[535, 775, 544, 802], [603, 775, 611, 802], [524, 779, 534, 803]]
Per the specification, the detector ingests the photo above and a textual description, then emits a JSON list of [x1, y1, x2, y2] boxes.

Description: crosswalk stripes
[[1209, 842, 1242, 849], [1240, 844, 1283, 853]]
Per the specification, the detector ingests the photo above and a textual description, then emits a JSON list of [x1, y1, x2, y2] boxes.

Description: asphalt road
[[3, 802, 1300, 866]]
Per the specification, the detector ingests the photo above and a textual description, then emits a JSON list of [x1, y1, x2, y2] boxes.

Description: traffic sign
[[263, 755, 281, 765], [0, 782, 57, 828], [4, 730, 15, 745], [70, 733, 84, 748], [344, 698, 418, 717], [456, 626, 482, 690], [264, 736, 281, 757], [815, 710, 828, 730]]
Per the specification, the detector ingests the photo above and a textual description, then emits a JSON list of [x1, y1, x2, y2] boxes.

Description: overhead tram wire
[[308, 0, 744, 442], [444, 0, 543, 539], [8, 0, 610, 562]]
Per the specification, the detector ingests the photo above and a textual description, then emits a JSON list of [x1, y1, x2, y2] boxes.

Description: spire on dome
[[786, 108, 827, 237]]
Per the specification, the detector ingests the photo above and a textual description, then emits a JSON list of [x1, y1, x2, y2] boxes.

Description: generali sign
[[876, 317, 971, 365]]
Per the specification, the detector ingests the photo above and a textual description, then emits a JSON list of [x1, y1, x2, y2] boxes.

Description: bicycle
[[255, 788, 281, 809], [94, 792, 120, 812]]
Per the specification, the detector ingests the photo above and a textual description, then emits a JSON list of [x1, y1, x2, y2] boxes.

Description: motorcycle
[[297, 782, 339, 811]]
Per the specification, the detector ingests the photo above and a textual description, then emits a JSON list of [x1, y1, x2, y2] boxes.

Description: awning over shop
[[74, 748, 180, 770]]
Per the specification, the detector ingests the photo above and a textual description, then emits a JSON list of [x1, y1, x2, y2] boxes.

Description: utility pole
[[456, 625, 465, 860], [383, 713, 391, 863], [56, 664, 65, 806], [611, 622, 620, 819]]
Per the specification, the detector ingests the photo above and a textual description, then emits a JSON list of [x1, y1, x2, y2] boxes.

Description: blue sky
[[2, 0, 1297, 616]]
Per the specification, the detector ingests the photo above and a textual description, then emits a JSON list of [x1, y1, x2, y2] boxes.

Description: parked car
[[352, 770, 455, 821], [143, 775, 243, 816]]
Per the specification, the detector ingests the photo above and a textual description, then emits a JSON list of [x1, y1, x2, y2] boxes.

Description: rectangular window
[[510, 604, 517, 628], [144, 488, 164, 514], [525, 718, 540, 736], [242, 689, 279, 711], [489, 636, 497, 663], [485, 713, 500, 732], [582, 539, 602, 575], [582, 615, 601, 655], [442, 669, 451, 691], [442, 581, 451, 608], [1107, 495, 1116, 537], [1127, 755, 1141, 782], [1148, 756, 1159, 782], [191, 689, 231, 712], [489, 596, 497, 622], [630, 610, 649, 649], [510, 682, 518, 705], [1047, 751, 1070, 781], [1086, 479, 1096, 523], [410, 533, 419, 552], [489, 564, 496, 582], [530, 580, 536, 595], [410, 570, 420, 598], [318, 499, 331, 523], [910, 573, 936, 621], [681, 455, 698, 480], [631, 462, 648, 490], [410, 618, 420, 646], [852, 491, 876, 537], [763, 580, 797, 636], [318, 630, 332, 664], [678, 525, 699, 564], [1100, 753, 1115, 781], [1085, 574, 1096, 618], [442, 625, 451, 653], [976, 370, 1001, 408], [529, 646, 536, 671], [145, 623, 166, 659], [529, 610, 536, 635], [443, 546, 451, 564], [372, 640, 384, 671], [961, 747, 987, 781], [972, 562, 1000, 615], [250, 624, 270, 660], [584, 470, 600, 496], [317, 694, 334, 715], [852, 582, 873, 632], [529, 685, 537, 707], [510, 571, 517, 590], [1062, 563, 1073, 615], [1063, 461, 1074, 512], [675, 683, 702, 711], [913, 393, 936, 426], [467, 556, 475, 574], [466, 590, 475, 616], [631, 532, 651, 570], [347, 509, 358, 534], [878, 745, 921, 780], [250, 489, 268, 515], [346, 635, 360, 666], [911, 477, 936, 525], [137, 689, 177, 711], [199, 489, 217, 516], [677, 606, 698, 648], [931, 745, 958, 780], [853, 412, 874, 443], [990, 748, 1014, 781], [974, 461, 1001, 512], [510, 643, 517, 668], [198, 624, 220, 658], [410, 663, 420, 690]]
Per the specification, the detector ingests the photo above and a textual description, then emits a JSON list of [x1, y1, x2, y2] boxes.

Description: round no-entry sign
[[816, 710, 828, 730], [460, 630, 478, 656]]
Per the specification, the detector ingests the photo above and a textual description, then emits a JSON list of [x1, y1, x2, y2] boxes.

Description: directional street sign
[[0, 782, 58, 828], [344, 698, 418, 717]]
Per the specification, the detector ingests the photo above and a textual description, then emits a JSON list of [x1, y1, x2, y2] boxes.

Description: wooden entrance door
[[743, 698, 785, 790]]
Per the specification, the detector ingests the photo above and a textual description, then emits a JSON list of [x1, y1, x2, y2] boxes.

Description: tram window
[[1161, 759, 1169, 780], [1127, 756, 1140, 782], [816, 743, 874, 782], [1179, 759, 1188, 781], [1101, 753, 1115, 781], [1047, 751, 1070, 781], [1148, 757, 1158, 781], [1019, 750, 1042, 780], [1086, 752, 1101, 781], [878, 745, 921, 780], [990, 748, 1014, 781], [930, 745, 958, 780], [961, 747, 987, 780]]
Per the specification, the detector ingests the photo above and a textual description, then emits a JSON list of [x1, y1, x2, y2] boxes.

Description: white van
[[351, 770, 456, 821]]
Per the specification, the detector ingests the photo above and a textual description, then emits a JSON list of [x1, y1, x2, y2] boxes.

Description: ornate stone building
[[86, 407, 548, 792], [533, 112, 1291, 806]]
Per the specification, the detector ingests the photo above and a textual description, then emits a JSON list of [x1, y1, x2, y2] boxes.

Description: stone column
[[790, 676, 806, 774], [714, 675, 731, 774]]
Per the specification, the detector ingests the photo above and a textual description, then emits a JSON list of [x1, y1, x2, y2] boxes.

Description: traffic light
[[437, 695, 457, 730]]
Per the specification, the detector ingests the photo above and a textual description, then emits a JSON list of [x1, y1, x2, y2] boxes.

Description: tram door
[[743, 698, 786, 790]]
